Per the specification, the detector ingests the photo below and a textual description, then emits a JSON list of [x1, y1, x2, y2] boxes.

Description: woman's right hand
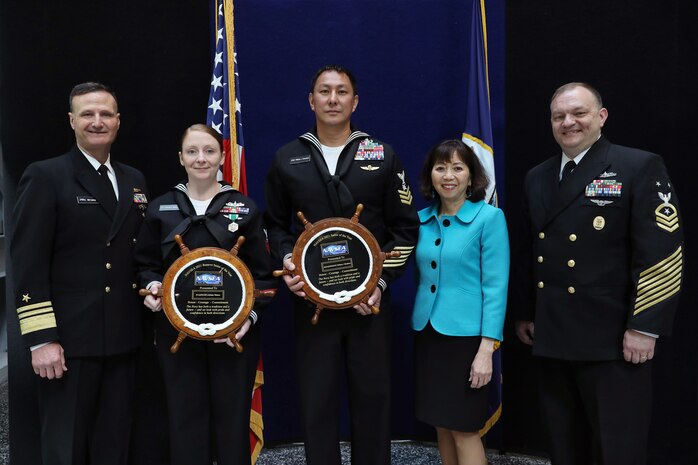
[[469, 338, 496, 389], [144, 282, 162, 312], [282, 258, 306, 298]]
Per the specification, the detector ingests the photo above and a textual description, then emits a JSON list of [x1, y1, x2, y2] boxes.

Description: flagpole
[[223, 0, 239, 188], [480, 0, 490, 102]]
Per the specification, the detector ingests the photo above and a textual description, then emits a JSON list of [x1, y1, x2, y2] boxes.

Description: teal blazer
[[411, 200, 509, 340]]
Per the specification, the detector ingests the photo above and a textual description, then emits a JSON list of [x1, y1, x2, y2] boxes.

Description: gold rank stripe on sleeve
[[383, 245, 415, 268], [655, 203, 679, 232], [633, 246, 683, 315], [398, 186, 413, 205], [17, 300, 57, 335]]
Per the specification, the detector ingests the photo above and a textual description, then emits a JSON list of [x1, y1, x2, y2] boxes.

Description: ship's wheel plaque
[[275, 204, 399, 324], [141, 235, 275, 353]]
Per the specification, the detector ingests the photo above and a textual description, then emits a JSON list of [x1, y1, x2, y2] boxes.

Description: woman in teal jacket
[[412, 140, 509, 465]]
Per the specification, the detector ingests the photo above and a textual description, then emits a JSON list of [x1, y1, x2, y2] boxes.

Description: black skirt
[[414, 322, 489, 432]]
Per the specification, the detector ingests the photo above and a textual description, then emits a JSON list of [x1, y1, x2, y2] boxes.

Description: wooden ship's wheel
[[274, 204, 400, 325], [140, 235, 275, 353]]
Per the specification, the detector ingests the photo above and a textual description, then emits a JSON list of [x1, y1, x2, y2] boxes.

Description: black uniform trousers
[[37, 352, 136, 465], [537, 357, 652, 465], [293, 293, 392, 465], [155, 318, 261, 465]]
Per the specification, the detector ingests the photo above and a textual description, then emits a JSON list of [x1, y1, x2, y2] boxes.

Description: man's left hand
[[623, 329, 656, 364], [353, 287, 382, 316]]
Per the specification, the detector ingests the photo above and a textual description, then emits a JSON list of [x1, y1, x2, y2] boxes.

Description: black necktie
[[161, 190, 231, 259], [97, 165, 117, 210], [559, 160, 576, 186]]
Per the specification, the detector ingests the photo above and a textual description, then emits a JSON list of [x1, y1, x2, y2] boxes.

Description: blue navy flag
[[463, 0, 497, 207], [462, 0, 503, 439], [207, 0, 247, 194]]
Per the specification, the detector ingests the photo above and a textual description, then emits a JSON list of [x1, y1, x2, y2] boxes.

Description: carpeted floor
[[257, 442, 550, 465], [0, 377, 7, 465], [0, 376, 548, 465]]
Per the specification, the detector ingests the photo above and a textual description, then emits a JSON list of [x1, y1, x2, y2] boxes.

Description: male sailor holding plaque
[[264, 65, 419, 465]]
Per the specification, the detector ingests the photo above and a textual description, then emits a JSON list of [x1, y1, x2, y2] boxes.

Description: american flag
[[207, 0, 247, 195], [207, 1, 262, 461]]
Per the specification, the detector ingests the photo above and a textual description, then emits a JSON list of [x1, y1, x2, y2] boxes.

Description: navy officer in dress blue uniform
[[11, 82, 149, 465], [264, 65, 419, 465], [514, 82, 684, 465]]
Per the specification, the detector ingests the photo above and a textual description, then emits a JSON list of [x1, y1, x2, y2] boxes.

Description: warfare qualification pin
[[593, 216, 606, 230]]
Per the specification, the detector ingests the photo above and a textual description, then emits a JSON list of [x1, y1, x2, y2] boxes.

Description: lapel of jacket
[[71, 147, 116, 218], [542, 136, 612, 228], [528, 159, 559, 230], [108, 161, 134, 240]]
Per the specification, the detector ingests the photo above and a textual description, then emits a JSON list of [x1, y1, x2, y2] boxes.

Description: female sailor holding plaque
[[412, 140, 509, 465], [134, 124, 274, 465]]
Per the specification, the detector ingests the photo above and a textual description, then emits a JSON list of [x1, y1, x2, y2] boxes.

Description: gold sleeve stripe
[[635, 272, 681, 309], [634, 284, 681, 315], [17, 300, 57, 335], [639, 246, 682, 278], [635, 248, 682, 302], [636, 264, 682, 299], [398, 187, 413, 205], [17, 300, 53, 314], [19, 307, 56, 319], [633, 246, 683, 315], [384, 246, 414, 268], [19, 313, 57, 335], [390, 246, 415, 256]]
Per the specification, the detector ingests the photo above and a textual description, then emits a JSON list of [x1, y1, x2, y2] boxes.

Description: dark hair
[[551, 82, 603, 109], [69, 82, 118, 112], [180, 124, 224, 151], [420, 139, 489, 203], [309, 64, 358, 94]]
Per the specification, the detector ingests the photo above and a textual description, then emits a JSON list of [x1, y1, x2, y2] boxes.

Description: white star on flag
[[208, 98, 223, 115], [211, 75, 223, 91]]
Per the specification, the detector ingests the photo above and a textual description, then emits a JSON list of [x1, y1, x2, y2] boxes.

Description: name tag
[[290, 155, 311, 165], [159, 204, 179, 211], [76, 196, 99, 205]]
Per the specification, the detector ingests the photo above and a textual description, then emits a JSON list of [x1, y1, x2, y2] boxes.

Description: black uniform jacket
[[264, 129, 419, 293], [516, 136, 684, 361], [11, 146, 149, 356], [135, 184, 274, 327]]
